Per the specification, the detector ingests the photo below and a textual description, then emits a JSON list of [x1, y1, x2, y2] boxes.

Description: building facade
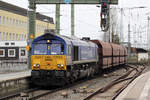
[[0, 1, 55, 41]]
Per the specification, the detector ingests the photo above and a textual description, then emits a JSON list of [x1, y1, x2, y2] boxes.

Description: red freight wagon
[[111, 43, 120, 66], [91, 40, 113, 69], [91, 40, 127, 70]]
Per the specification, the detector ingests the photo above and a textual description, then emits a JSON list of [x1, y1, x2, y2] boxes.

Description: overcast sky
[[2, 0, 150, 42]]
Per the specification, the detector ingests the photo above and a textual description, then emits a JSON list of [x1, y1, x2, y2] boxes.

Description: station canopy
[[32, 0, 118, 4]]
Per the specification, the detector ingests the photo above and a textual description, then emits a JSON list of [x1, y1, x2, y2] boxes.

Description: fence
[[0, 59, 28, 74]]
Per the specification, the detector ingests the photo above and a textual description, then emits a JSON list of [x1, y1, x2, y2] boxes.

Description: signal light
[[101, 2, 108, 14], [26, 45, 30, 51], [30, 34, 34, 39], [100, 0, 110, 31], [102, 2, 107, 8]]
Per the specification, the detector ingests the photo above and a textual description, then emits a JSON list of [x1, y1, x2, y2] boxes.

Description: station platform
[[116, 71, 150, 100], [0, 70, 31, 82]]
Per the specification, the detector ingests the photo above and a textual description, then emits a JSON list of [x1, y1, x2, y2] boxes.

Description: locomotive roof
[[33, 32, 97, 47]]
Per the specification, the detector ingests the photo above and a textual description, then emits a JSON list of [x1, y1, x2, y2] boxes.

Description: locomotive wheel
[[65, 78, 70, 85], [87, 69, 91, 79], [69, 76, 75, 84]]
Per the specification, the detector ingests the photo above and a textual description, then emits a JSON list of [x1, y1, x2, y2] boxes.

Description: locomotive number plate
[[45, 56, 52, 61]]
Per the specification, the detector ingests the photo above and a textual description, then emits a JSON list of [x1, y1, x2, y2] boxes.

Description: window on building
[[10, 18, 12, 25], [11, 42, 15, 45], [13, 19, 15, 25], [20, 49, 26, 56], [36, 25, 37, 30], [9, 33, 11, 40], [13, 33, 15, 40], [25, 22, 27, 27], [16, 34, 18, 40], [25, 35, 26, 40], [6, 17, 8, 24], [22, 34, 24, 40], [21, 21, 23, 26], [3, 32, 5, 41], [21, 21, 23, 27], [3, 16, 5, 24], [0, 16, 1, 24], [6, 32, 8, 40], [5, 42, 9, 45], [19, 34, 21, 40], [22, 21, 24, 27], [8, 49, 15, 57], [19, 20, 21, 26], [0, 49, 5, 57], [16, 20, 18, 26], [0, 32, 1, 40]]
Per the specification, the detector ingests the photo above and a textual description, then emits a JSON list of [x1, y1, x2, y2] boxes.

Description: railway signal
[[101, 2, 108, 14], [101, 0, 110, 31]]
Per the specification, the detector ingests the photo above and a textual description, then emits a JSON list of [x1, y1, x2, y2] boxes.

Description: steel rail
[[0, 88, 40, 100], [112, 65, 145, 100], [83, 64, 143, 100], [0, 71, 99, 100]]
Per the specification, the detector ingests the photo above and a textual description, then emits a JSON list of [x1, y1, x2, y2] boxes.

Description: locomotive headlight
[[33, 64, 36, 67], [57, 64, 61, 67], [36, 64, 40, 67], [57, 64, 64, 68], [33, 64, 40, 68]]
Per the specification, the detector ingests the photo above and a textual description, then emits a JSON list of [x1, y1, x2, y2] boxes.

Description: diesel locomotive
[[31, 32, 127, 86]]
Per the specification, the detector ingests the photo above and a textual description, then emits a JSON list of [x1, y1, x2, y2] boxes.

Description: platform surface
[[115, 71, 150, 100], [0, 70, 31, 82]]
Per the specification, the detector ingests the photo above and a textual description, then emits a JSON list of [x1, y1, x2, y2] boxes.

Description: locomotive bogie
[[31, 70, 67, 86]]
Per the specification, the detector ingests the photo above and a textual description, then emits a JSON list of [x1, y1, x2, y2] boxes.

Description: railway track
[[0, 73, 97, 100], [84, 64, 146, 100], [0, 88, 39, 100], [0, 64, 146, 100]]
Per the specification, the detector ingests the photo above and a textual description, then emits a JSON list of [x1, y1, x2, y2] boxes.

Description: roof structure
[[0, 1, 54, 24], [130, 47, 148, 53]]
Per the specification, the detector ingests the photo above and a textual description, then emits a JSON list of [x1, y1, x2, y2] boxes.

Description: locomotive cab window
[[51, 44, 64, 55], [34, 44, 47, 55], [0, 49, 5, 57], [8, 49, 15, 57], [33, 43, 64, 55]]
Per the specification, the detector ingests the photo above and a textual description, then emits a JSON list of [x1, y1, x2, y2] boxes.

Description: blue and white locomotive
[[31, 32, 99, 86]]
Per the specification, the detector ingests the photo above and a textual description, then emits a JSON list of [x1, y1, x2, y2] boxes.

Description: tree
[[114, 34, 120, 44]]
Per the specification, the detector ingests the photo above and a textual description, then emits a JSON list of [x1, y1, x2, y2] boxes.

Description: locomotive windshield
[[51, 44, 64, 55], [34, 44, 47, 55], [33, 43, 64, 55]]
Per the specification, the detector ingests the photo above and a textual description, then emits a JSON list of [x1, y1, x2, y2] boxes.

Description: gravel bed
[[36, 66, 128, 100], [142, 65, 150, 73]]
